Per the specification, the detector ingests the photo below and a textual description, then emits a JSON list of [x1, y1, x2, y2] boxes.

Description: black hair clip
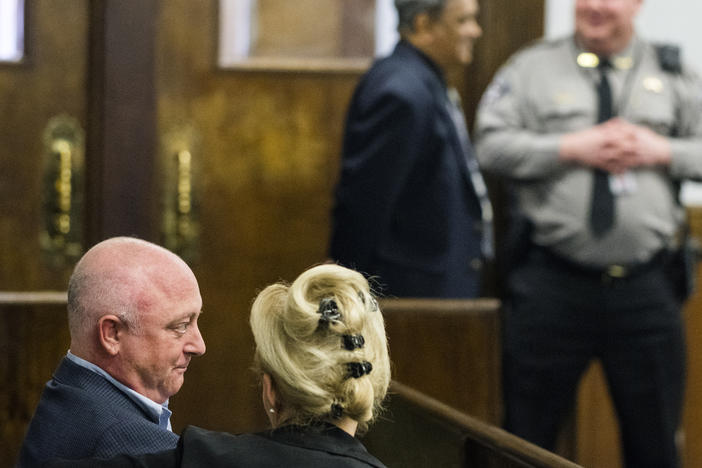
[[330, 403, 344, 419], [369, 296, 379, 312], [342, 334, 365, 351], [346, 361, 373, 379], [358, 291, 379, 312], [317, 297, 341, 328]]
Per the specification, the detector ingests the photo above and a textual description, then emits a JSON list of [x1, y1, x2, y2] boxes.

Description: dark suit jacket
[[330, 40, 484, 298], [18, 357, 178, 467], [45, 424, 386, 468]]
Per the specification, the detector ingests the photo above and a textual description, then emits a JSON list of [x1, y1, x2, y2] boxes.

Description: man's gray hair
[[67, 258, 143, 340], [394, 0, 448, 34]]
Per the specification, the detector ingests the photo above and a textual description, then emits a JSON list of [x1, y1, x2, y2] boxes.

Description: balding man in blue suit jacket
[[18, 237, 206, 466]]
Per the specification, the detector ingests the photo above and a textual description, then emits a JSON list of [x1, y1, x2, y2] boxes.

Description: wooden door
[[0, 0, 88, 291]]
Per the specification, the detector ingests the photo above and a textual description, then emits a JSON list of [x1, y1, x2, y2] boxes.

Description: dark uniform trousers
[[503, 247, 685, 468]]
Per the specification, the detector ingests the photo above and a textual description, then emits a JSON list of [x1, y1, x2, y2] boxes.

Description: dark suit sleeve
[[43, 450, 179, 468], [331, 84, 435, 270], [93, 420, 179, 459]]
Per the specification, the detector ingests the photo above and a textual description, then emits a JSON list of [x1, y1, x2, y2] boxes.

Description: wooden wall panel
[[381, 299, 502, 424], [465, 0, 544, 132], [575, 363, 622, 467], [682, 206, 702, 468], [0, 293, 69, 465], [0, 0, 88, 290], [86, 0, 159, 242]]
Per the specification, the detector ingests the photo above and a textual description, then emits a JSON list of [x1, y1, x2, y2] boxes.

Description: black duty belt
[[532, 246, 668, 282]]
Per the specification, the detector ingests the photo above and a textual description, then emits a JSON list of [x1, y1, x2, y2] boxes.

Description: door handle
[[161, 124, 200, 263], [40, 115, 84, 267]]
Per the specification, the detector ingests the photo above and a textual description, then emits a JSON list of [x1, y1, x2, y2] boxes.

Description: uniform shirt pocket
[[533, 97, 593, 133], [627, 76, 676, 135]]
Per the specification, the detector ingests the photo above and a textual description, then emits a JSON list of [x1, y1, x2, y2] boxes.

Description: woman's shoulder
[[179, 424, 386, 468]]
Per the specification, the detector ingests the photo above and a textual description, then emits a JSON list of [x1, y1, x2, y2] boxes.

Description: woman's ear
[[262, 373, 279, 425]]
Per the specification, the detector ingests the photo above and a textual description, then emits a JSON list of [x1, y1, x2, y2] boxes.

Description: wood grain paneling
[[0, 293, 68, 465], [0, 0, 88, 290], [465, 0, 544, 132], [86, 0, 159, 242], [380, 298, 502, 424], [682, 206, 702, 468]]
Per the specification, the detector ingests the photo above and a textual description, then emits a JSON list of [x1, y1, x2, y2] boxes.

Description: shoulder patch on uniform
[[480, 74, 511, 108]]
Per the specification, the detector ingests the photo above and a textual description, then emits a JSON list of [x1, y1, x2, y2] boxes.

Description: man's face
[[429, 0, 482, 69], [575, 0, 642, 55], [118, 271, 206, 404]]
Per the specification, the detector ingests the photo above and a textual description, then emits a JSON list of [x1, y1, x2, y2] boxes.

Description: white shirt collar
[[66, 351, 173, 431]]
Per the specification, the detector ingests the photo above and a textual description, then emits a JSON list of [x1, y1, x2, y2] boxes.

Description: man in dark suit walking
[[19, 237, 206, 466], [330, 0, 491, 298]]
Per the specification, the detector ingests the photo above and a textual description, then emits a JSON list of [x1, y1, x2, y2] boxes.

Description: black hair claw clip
[[317, 297, 341, 328], [342, 334, 365, 351], [330, 403, 344, 419], [346, 361, 373, 379]]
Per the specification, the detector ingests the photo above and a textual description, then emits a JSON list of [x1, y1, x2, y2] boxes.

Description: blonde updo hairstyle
[[250, 264, 391, 433]]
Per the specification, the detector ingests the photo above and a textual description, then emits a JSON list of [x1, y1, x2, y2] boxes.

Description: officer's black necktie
[[590, 58, 615, 236]]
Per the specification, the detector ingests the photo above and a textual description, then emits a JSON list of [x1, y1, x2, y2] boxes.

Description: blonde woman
[[50, 264, 391, 468]]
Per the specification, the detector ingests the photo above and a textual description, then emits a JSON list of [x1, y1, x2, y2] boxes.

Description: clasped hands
[[560, 118, 672, 173]]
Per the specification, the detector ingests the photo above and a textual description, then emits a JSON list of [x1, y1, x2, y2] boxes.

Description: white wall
[[545, 0, 702, 70], [544, 0, 702, 205]]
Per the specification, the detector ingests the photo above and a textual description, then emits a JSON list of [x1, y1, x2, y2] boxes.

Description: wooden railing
[[364, 380, 583, 468]]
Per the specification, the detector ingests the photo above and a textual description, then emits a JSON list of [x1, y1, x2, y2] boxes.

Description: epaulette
[[655, 43, 682, 74]]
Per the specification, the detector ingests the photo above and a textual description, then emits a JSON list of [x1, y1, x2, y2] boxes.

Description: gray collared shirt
[[66, 351, 173, 431]]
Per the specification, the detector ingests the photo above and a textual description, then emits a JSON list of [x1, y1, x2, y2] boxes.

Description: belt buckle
[[603, 264, 628, 282]]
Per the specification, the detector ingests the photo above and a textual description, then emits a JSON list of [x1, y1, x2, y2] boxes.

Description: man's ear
[[407, 12, 435, 49], [98, 315, 124, 356], [413, 11, 434, 36]]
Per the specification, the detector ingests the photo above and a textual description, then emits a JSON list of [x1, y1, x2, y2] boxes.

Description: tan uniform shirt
[[475, 35, 702, 267]]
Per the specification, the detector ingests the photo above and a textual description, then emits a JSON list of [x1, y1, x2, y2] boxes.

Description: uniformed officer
[[474, 0, 702, 467]]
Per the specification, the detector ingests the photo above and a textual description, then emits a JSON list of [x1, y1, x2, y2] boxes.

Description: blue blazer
[[330, 40, 485, 298], [18, 357, 178, 467]]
